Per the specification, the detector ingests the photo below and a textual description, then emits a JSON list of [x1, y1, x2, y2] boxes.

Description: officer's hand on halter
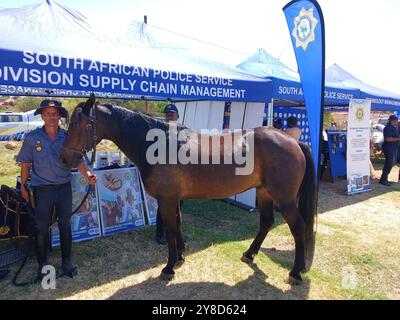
[[87, 173, 97, 185]]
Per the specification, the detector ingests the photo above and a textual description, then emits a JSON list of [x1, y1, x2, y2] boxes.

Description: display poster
[[95, 151, 109, 169], [51, 172, 101, 246], [109, 152, 121, 166], [347, 99, 372, 195], [97, 167, 145, 236], [138, 174, 158, 226]]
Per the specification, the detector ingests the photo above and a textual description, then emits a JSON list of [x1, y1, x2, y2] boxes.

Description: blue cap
[[163, 104, 178, 113], [388, 115, 398, 122], [34, 99, 68, 118]]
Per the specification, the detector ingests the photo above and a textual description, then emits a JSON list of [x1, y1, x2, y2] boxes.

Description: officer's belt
[[34, 182, 69, 192]]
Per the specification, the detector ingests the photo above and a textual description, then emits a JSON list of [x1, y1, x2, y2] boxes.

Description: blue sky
[[1, 0, 399, 94]]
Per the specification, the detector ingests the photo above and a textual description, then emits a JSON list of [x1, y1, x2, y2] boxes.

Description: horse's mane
[[99, 103, 190, 133]]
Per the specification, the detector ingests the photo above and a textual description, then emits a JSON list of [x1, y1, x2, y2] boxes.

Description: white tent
[[0, 1, 270, 209]]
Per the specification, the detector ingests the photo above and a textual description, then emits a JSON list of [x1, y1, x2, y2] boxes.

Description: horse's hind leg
[[175, 201, 185, 268], [280, 202, 306, 285], [242, 187, 274, 263], [158, 199, 179, 281]]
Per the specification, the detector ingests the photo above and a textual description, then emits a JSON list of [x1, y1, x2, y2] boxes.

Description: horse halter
[[62, 104, 97, 166]]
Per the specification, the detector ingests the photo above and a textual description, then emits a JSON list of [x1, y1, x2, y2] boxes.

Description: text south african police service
[[0, 52, 246, 99]]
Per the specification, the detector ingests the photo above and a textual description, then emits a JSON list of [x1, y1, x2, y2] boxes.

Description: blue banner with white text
[[0, 49, 271, 102], [283, 0, 325, 175]]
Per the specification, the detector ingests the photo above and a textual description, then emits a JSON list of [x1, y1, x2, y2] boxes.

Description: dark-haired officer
[[163, 103, 179, 122], [16, 99, 96, 282], [379, 115, 400, 186]]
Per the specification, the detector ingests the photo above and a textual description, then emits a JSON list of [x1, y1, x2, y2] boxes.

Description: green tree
[[323, 111, 334, 129], [14, 96, 43, 112]]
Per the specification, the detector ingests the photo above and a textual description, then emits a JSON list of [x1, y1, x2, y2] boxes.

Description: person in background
[[262, 118, 283, 130], [16, 99, 96, 282], [379, 115, 400, 186], [273, 118, 283, 130], [285, 116, 302, 141], [320, 130, 330, 179], [155, 104, 186, 245], [398, 120, 400, 182]]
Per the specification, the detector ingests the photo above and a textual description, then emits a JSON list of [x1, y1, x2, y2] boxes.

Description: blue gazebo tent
[[236, 49, 361, 149], [0, 1, 273, 210], [0, 1, 271, 103], [326, 64, 400, 112], [237, 48, 360, 108]]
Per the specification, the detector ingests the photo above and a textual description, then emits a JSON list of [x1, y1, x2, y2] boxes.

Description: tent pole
[[267, 98, 274, 127]]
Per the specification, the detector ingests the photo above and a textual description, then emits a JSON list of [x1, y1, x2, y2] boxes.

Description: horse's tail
[[298, 142, 318, 270]]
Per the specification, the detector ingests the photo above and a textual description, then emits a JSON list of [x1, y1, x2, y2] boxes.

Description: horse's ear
[[82, 93, 96, 115]]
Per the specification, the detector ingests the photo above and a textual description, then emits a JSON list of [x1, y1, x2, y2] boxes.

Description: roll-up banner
[[346, 99, 372, 195]]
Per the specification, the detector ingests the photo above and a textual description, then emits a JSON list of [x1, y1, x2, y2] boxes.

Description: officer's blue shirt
[[382, 124, 399, 153], [16, 126, 73, 186]]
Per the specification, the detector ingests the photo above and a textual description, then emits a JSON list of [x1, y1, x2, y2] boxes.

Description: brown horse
[[60, 94, 317, 285]]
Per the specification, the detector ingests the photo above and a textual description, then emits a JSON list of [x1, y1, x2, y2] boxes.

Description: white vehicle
[[0, 110, 44, 141], [371, 123, 385, 151]]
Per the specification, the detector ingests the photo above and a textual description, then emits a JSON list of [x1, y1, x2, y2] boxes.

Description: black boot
[[34, 233, 48, 283], [59, 230, 77, 278]]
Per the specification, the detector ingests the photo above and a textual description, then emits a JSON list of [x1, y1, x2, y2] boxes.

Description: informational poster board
[[109, 152, 121, 166], [95, 151, 109, 169], [51, 173, 101, 247], [346, 99, 372, 195], [96, 167, 145, 236]]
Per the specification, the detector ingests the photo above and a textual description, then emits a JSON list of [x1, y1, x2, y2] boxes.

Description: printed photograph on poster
[[97, 168, 145, 236], [51, 173, 101, 247], [138, 173, 158, 226]]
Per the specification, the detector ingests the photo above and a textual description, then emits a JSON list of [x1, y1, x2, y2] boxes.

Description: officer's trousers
[[33, 182, 72, 235], [381, 149, 398, 182]]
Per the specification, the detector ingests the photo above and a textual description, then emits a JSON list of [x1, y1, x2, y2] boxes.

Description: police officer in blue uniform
[[155, 104, 189, 245], [379, 115, 400, 186], [16, 99, 96, 281]]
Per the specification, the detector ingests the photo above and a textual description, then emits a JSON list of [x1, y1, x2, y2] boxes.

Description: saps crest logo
[[292, 7, 318, 51]]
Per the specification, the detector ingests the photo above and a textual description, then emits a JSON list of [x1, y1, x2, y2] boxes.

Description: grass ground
[[0, 142, 399, 300]]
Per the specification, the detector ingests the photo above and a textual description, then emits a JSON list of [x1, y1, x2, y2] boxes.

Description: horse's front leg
[[158, 199, 179, 281], [175, 201, 185, 268]]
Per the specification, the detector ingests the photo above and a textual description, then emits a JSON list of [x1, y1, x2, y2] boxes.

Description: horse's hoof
[[240, 253, 254, 264], [287, 275, 302, 286], [160, 271, 175, 281]]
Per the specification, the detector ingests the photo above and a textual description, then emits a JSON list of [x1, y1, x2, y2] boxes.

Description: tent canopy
[[326, 64, 400, 111], [237, 49, 360, 107], [237, 49, 400, 112], [0, 1, 272, 102]]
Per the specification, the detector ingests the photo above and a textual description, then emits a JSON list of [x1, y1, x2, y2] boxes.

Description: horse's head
[[60, 93, 98, 168]]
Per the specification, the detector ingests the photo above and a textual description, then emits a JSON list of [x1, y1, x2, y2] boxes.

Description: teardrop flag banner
[[283, 0, 325, 177]]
